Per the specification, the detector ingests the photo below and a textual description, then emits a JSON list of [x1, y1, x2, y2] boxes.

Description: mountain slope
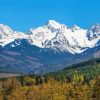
[[0, 20, 100, 74], [45, 58, 100, 80]]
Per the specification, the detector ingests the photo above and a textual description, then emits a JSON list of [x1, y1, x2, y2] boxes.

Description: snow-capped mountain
[[1, 20, 100, 54], [0, 24, 28, 46], [30, 20, 100, 54], [0, 20, 100, 74]]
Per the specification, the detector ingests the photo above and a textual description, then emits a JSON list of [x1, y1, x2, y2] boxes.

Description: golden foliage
[[0, 75, 99, 100]]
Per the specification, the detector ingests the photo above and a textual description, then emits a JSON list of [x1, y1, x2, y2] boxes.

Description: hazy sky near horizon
[[0, 0, 100, 32]]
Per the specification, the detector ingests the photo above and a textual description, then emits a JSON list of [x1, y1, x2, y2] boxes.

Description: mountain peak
[[0, 24, 13, 35], [48, 20, 59, 24], [87, 24, 100, 40], [46, 20, 61, 29], [71, 24, 81, 31], [0, 24, 6, 27], [0, 24, 11, 29], [90, 24, 100, 31]]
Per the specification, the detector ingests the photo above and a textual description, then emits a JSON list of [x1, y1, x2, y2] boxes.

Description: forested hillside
[[0, 58, 100, 100], [45, 58, 100, 81]]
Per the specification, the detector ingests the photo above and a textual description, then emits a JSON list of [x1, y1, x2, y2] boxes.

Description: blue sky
[[0, 0, 100, 32]]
